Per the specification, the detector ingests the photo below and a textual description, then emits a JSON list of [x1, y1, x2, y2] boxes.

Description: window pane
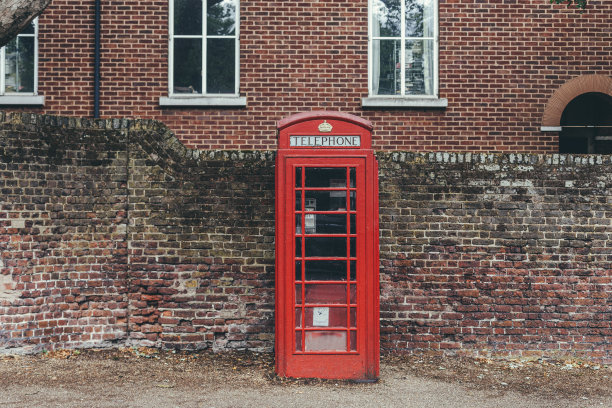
[[305, 331, 346, 352], [304, 191, 346, 212], [305, 285, 347, 304], [305, 308, 348, 328], [405, 39, 434, 95], [305, 260, 347, 281], [405, 0, 435, 38], [21, 21, 35, 35], [207, 0, 237, 36], [373, 0, 401, 37], [304, 213, 347, 235], [305, 237, 346, 258], [372, 39, 401, 95], [206, 38, 235, 93], [305, 168, 346, 188], [4, 37, 35, 93], [295, 167, 302, 187], [173, 38, 202, 93], [174, 0, 202, 35]]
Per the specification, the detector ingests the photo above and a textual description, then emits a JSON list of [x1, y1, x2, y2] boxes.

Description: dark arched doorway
[[559, 92, 612, 154]]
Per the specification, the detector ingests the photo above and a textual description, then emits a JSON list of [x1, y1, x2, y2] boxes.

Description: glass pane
[[305, 168, 346, 188], [372, 39, 400, 95], [206, 38, 235, 93], [350, 238, 356, 257], [295, 331, 302, 351], [295, 237, 302, 257], [373, 0, 401, 37], [295, 214, 302, 234], [350, 330, 357, 351], [405, 0, 434, 38], [173, 38, 202, 93], [349, 214, 356, 234], [349, 191, 356, 211], [295, 167, 302, 187], [304, 191, 346, 212], [405, 39, 434, 96], [305, 260, 347, 281], [295, 191, 302, 211], [304, 214, 347, 235], [349, 168, 356, 188], [305, 237, 346, 257], [21, 21, 35, 35], [295, 308, 302, 327], [174, 0, 202, 35], [4, 37, 34, 93], [305, 284, 347, 304], [207, 0, 237, 35], [350, 260, 356, 280], [295, 260, 302, 281], [295, 285, 302, 303], [305, 308, 348, 327], [350, 308, 356, 327], [350, 285, 356, 303], [305, 331, 346, 352]]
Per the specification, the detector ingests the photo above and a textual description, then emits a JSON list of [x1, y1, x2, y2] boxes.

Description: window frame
[[163, 0, 245, 106], [0, 18, 43, 105], [363, 0, 446, 108]]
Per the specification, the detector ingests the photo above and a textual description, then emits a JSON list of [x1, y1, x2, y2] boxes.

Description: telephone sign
[[275, 111, 380, 380]]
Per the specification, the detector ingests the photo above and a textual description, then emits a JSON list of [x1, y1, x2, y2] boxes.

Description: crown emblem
[[318, 120, 333, 133]]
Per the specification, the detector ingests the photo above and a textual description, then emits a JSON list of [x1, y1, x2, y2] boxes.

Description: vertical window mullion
[[434, 0, 439, 97], [234, 2, 240, 95], [0, 46, 5, 94], [34, 18, 38, 95], [367, 0, 372, 96], [202, 0, 207, 94], [400, 0, 406, 96], [169, 1, 174, 95]]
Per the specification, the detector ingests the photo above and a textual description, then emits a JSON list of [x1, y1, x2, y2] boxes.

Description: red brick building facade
[[1, 0, 611, 151]]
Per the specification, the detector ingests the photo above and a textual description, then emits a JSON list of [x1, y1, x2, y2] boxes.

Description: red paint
[[275, 111, 379, 380]]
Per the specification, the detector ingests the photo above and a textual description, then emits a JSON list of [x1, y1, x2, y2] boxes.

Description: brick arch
[[541, 75, 612, 127]]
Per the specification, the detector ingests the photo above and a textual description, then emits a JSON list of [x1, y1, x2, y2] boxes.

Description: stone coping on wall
[[2, 111, 609, 168]]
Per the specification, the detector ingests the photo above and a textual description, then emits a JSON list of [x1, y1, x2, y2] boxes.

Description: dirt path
[[1, 349, 610, 408]]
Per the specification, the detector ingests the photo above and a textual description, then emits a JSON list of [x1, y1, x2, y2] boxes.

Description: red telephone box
[[275, 111, 379, 380]]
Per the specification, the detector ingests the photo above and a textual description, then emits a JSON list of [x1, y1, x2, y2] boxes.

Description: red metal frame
[[275, 111, 379, 380]]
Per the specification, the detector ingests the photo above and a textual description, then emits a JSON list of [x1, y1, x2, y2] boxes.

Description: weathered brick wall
[[0, 112, 128, 352], [1, 113, 611, 362], [126, 125, 276, 350], [378, 152, 612, 362], [7, 1, 612, 151]]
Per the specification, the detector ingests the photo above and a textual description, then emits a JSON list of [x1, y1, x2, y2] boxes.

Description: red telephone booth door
[[281, 159, 375, 379]]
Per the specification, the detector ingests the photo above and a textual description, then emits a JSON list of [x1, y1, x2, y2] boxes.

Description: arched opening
[[559, 92, 612, 154]]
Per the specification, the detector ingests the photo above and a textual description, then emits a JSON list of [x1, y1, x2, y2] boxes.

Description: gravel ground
[[1, 348, 611, 408]]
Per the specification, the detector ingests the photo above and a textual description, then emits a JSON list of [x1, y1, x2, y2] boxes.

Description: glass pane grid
[[293, 166, 358, 354]]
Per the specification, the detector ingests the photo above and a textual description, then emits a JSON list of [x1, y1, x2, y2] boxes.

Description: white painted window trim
[[364, 0, 446, 108], [163, 0, 242, 106], [0, 18, 44, 106]]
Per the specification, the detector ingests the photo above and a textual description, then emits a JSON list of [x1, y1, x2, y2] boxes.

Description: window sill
[[0, 95, 44, 106], [541, 126, 562, 132], [362, 97, 448, 109], [159, 95, 246, 107]]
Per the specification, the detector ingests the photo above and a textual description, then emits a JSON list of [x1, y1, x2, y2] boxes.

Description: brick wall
[[7, 1, 611, 151], [1, 112, 611, 362], [0, 112, 128, 352], [378, 152, 612, 362]]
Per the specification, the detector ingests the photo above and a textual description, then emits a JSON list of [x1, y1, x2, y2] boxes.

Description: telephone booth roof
[[277, 111, 373, 150]]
